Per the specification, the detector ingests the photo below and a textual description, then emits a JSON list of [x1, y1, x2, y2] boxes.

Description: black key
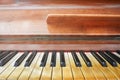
[[50, 51, 56, 67], [71, 51, 81, 67], [0, 51, 18, 66], [105, 51, 120, 64], [116, 50, 120, 55], [14, 51, 29, 67], [60, 51, 66, 67], [0, 51, 11, 60], [0, 52, 3, 57], [98, 51, 117, 67], [80, 51, 92, 67], [91, 51, 107, 67], [25, 51, 37, 67], [40, 51, 49, 67], [0, 51, 3, 54]]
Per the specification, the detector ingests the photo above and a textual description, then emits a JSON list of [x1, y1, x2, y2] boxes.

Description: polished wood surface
[[1, 0, 120, 5], [47, 14, 120, 34], [0, 0, 120, 35], [0, 0, 119, 50], [0, 9, 119, 35]]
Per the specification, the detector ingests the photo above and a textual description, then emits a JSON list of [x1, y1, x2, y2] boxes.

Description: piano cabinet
[[0, 0, 120, 80]]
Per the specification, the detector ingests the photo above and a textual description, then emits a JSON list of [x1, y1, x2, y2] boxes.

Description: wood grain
[[47, 14, 120, 34], [0, 0, 120, 35], [0, 0, 119, 50]]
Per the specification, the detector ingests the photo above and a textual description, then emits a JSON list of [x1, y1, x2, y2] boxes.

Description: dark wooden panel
[[0, 35, 120, 44]]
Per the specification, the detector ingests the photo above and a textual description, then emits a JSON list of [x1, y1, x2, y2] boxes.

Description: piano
[[0, 0, 120, 80]]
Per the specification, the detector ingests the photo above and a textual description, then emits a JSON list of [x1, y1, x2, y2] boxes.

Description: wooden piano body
[[0, 0, 120, 80]]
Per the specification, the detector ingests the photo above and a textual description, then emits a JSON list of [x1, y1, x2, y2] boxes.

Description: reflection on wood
[[47, 14, 120, 34]]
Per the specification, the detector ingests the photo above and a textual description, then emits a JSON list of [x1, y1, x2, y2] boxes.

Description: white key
[[113, 52, 120, 58], [40, 52, 52, 80], [85, 52, 106, 80], [62, 52, 73, 80], [18, 53, 40, 80], [88, 52, 118, 79], [0, 52, 22, 74], [0, 52, 23, 79], [76, 52, 96, 80], [52, 52, 62, 80], [111, 52, 120, 68], [29, 52, 44, 80], [68, 52, 84, 80], [8, 52, 31, 80]]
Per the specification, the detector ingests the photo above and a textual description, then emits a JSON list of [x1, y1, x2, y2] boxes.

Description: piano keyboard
[[0, 50, 120, 80]]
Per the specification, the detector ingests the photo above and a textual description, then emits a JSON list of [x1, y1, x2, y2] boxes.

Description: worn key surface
[[0, 53, 22, 79], [68, 52, 84, 80], [29, 52, 44, 80], [76, 52, 96, 80], [86, 52, 106, 80], [0, 52, 21, 74], [0, 50, 120, 80], [88, 53, 117, 80], [8, 52, 31, 80], [18, 53, 40, 80], [40, 52, 52, 80]]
